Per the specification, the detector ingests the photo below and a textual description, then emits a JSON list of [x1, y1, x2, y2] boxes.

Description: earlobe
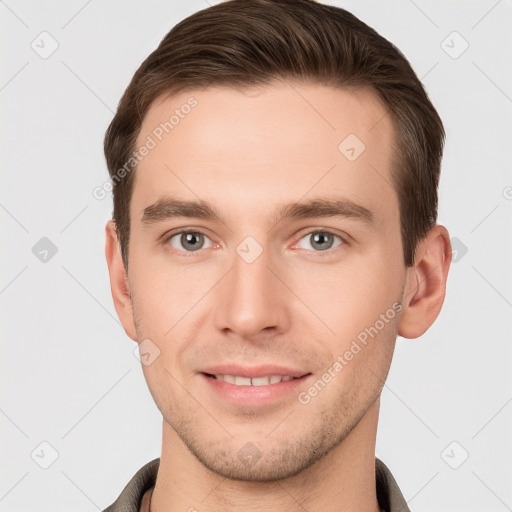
[[398, 224, 452, 339], [105, 220, 138, 341]]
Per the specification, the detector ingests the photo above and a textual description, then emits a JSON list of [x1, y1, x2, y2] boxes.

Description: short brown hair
[[104, 0, 444, 268]]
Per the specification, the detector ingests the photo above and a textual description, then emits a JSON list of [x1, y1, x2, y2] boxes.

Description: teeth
[[234, 376, 251, 386], [214, 375, 297, 386], [251, 376, 271, 386]]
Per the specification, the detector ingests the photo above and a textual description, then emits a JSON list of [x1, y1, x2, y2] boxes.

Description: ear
[[105, 220, 137, 341], [398, 224, 452, 339]]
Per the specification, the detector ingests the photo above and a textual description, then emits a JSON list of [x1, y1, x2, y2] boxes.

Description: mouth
[[203, 373, 307, 386], [199, 366, 313, 407]]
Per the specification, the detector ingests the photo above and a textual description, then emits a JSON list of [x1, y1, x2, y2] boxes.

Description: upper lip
[[199, 364, 310, 379]]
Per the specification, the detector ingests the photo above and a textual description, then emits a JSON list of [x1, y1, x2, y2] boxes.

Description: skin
[[105, 81, 451, 512]]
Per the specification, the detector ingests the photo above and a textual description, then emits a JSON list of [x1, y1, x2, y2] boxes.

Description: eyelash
[[163, 229, 347, 256]]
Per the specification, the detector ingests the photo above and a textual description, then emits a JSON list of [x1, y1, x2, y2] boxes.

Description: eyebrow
[[141, 196, 374, 226]]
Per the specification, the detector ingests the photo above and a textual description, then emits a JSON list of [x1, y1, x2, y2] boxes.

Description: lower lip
[[200, 373, 312, 407]]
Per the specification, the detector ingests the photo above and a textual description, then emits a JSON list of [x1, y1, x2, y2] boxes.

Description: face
[[123, 82, 407, 481]]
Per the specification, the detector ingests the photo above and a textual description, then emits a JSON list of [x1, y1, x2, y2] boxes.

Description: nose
[[213, 243, 290, 341]]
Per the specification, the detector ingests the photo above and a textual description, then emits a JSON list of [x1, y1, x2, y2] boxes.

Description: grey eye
[[169, 232, 212, 252], [298, 231, 343, 251]]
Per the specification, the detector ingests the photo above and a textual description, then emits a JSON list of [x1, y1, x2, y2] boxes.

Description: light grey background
[[1, 1, 511, 511]]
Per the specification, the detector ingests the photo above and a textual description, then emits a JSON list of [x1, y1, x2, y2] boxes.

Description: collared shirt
[[102, 457, 410, 512]]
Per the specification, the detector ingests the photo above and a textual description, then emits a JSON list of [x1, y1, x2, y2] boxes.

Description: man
[[102, 0, 451, 510]]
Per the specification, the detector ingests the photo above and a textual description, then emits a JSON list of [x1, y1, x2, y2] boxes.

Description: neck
[[150, 400, 382, 512]]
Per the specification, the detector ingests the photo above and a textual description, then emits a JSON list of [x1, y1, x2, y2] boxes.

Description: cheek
[[128, 248, 213, 335], [284, 251, 404, 346]]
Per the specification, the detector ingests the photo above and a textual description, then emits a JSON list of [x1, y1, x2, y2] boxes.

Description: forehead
[[131, 81, 397, 226]]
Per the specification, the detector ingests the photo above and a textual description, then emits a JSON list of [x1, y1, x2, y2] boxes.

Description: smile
[[205, 374, 300, 386]]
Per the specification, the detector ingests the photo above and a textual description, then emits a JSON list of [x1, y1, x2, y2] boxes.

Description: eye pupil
[[181, 232, 204, 251], [311, 232, 333, 251]]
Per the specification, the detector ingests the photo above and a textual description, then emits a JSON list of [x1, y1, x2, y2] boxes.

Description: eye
[[296, 231, 344, 252], [168, 231, 213, 252]]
